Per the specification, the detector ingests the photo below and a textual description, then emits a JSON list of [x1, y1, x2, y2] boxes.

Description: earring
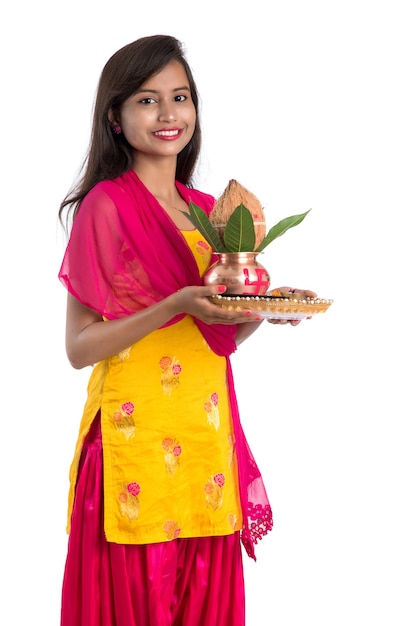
[[112, 124, 122, 135]]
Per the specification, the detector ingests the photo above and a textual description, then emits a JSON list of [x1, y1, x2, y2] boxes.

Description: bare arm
[[235, 319, 264, 345], [65, 286, 261, 369]]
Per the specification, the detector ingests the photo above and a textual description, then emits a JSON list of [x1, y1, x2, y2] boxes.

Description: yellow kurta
[[67, 229, 243, 544]]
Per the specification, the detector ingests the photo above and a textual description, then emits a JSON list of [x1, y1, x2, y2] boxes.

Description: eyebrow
[[136, 85, 191, 94]]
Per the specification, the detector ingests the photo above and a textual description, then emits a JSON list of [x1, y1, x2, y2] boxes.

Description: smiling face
[[114, 60, 196, 165]]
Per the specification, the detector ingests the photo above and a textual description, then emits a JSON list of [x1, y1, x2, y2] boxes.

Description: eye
[[139, 97, 156, 105], [174, 94, 187, 102]]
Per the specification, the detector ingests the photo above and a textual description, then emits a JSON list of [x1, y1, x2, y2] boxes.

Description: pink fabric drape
[[58, 169, 272, 559]]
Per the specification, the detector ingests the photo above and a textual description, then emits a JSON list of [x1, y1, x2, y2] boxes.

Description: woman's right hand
[[172, 285, 261, 325]]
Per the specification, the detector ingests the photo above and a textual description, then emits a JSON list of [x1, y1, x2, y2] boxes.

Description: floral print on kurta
[[118, 346, 131, 361], [204, 392, 220, 430], [228, 513, 238, 531], [228, 433, 236, 469], [119, 481, 141, 521], [163, 520, 181, 540], [204, 473, 225, 511], [196, 239, 210, 257], [159, 356, 182, 394], [162, 437, 182, 475], [113, 401, 136, 439]]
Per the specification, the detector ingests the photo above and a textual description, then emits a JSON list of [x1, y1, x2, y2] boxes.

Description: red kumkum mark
[[243, 268, 270, 294]]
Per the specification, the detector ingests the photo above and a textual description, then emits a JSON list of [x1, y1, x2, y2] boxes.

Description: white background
[[1, 1, 417, 624]]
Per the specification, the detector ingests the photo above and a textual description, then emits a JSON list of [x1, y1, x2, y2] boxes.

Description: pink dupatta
[[58, 169, 272, 559]]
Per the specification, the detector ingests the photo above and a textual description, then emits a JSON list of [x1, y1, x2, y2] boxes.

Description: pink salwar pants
[[60, 417, 246, 626]]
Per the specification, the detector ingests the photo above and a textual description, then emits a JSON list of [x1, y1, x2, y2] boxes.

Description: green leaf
[[181, 202, 227, 252], [256, 209, 311, 252], [224, 204, 256, 252]]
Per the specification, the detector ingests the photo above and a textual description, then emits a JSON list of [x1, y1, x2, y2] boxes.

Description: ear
[[108, 108, 119, 125]]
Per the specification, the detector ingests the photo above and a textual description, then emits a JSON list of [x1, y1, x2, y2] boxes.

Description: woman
[[58, 34, 314, 626]]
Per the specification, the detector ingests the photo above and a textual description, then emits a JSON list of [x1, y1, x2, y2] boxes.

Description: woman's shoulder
[[93, 172, 130, 197], [81, 171, 134, 207], [76, 176, 129, 225]]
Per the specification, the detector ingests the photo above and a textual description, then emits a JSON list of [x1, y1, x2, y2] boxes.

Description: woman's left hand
[[266, 286, 317, 326]]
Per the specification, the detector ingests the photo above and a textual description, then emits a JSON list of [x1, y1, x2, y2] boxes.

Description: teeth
[[155, 130, 179, 136]]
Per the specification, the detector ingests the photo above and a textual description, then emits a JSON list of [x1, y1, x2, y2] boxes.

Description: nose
[[158, 100, 176, 122]]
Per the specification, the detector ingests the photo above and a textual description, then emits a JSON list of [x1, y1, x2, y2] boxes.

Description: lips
[[152, 128, 184, 140]]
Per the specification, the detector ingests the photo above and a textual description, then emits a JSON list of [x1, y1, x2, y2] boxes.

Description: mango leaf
[[181, 202, 227, 252], [224, 204, 256, 252], [256, 209, 311, 252]]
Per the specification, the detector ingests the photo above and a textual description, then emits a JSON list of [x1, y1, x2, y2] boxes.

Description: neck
[[132, 154, 178, 199]]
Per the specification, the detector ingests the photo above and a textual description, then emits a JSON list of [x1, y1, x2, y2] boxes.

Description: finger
[[293, 288, 317, 298], [267, 317, 301, 325]]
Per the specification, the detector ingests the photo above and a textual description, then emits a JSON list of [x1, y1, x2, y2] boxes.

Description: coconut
[[210, 179, 267, 250]]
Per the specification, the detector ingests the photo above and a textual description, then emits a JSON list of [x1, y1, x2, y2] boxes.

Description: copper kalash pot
[[203, 251, 270, 296]]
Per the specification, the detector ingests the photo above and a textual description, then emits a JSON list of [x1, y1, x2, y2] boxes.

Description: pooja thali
[[208, 293, 333, 320]]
